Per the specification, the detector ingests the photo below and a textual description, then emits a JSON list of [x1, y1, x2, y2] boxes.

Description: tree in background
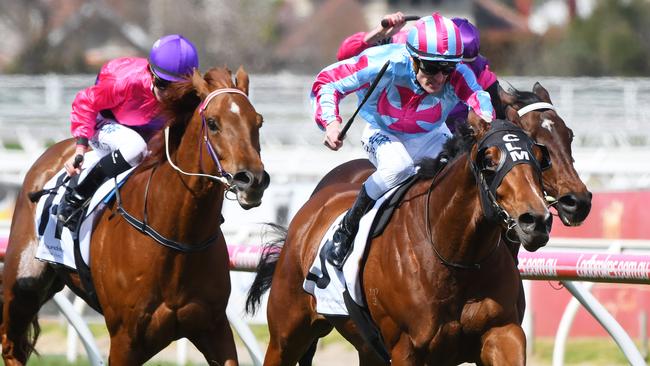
[[486, 0, 650, 76]]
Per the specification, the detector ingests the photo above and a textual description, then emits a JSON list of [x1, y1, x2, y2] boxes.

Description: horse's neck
[[425, 156, 502, 263], [148, 126, 226, 242]]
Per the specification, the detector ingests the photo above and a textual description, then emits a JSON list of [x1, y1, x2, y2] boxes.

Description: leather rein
[[424, 119, 548, 270], [115, 88, 248, 252]]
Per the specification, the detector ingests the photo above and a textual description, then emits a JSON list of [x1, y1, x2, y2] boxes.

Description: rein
[[115, 87, 249, 252], [425, 122, 543, 270], [165, 88, 249, 187], [113, 166, 218, 252], [424, 155, 507, 270]]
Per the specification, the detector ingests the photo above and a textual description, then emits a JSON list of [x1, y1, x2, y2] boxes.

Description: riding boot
[[326, 185, 376, 269], [57, 151, 131, 229]]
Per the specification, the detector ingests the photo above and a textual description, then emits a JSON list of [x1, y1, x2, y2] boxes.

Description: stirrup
[[57, 193, 88, 229], [326, 230, 354, 269]]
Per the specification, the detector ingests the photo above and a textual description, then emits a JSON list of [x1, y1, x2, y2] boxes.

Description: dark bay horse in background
[[312, 82, 591, 227], [2, 67, 269, 365], [247, 114, 552, 365]]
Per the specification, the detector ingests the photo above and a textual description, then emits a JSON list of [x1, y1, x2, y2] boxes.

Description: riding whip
[[380, 15, 420, 28], [338, 60, 390, 140]]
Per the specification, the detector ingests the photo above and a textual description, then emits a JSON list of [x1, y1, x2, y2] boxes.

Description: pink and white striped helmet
[[406, 13, 463, 62]]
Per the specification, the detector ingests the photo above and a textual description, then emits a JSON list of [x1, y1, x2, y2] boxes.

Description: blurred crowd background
[[1, 0, 650, 76]]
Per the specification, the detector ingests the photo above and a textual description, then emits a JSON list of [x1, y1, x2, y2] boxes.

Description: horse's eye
[[482, 157, 497, 170], [206, 117, 220, 132]]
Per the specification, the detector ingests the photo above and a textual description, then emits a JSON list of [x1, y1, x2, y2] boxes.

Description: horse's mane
[[417, 122, 475, 179], [507, 87, 542, 106], [139, 67, 236, 171]]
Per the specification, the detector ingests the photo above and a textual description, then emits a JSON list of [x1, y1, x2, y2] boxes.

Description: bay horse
[[247, 114, 552, 365], [1, 67, 269, 365], [312, 82, 591, 227]]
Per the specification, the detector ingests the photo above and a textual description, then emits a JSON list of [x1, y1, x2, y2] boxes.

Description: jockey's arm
[[449, 63, 495, 123], [336, 12, 407, 61]]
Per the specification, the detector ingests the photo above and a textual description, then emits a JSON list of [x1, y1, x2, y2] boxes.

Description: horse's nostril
[[559, 193, 578, 209], [518, 212, 535, 226], [518, 212, 550, 233], [232, 171, 254, 189]]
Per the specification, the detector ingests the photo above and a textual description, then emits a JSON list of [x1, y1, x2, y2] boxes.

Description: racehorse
[[312, 82, 591, 227], [1, 66, 269, 365], [247, 113, 552, 365]]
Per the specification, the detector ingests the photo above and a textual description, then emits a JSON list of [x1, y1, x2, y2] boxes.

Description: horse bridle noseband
[[116, 87, 250, 252], [426, 120, 546, 270]]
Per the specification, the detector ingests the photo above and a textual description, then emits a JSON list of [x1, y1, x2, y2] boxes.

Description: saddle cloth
[[34, 151, 135, 269], [302, 184, 401, 316]]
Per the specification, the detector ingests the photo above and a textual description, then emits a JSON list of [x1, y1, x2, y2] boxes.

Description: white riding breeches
[[89, 118, 148, 167], [360, 124, 452, 199]]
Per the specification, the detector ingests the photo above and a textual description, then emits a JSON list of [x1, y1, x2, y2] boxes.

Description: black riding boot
[[326, 185, 376, 269], [57, 151, 131, 229]]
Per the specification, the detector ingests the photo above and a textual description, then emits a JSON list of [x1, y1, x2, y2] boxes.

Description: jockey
[[312, 13, 495, 269], [57, 34, 199, 228], [337, 12, 505, 130]]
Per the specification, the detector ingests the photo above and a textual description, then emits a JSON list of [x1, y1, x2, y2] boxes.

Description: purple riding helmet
[[451, 18, 480, 61], [149, 34, 199, 82]]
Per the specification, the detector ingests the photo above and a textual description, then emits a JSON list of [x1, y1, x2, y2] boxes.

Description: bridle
[[515, 100, 559, 208], [426, 121, 546, 270], [116, 87, 250, 252], [517, 102, 555, 117], [165, 87, 250, 188]]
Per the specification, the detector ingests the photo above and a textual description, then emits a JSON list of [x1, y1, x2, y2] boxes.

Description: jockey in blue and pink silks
[[311, 13, 495, 269], [57, 34, 199, 228], [337, 12, 506, 131]]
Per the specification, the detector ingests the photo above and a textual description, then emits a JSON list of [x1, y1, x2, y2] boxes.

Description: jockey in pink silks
[[312, 14, 495, 269], [57, 34, 199, 229]]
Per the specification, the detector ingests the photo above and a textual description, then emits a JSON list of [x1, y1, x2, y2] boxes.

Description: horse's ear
[[498, 84, 516, 106], [235, 66, 249, 95], [533, 82, 552, 103], [467, 109, 490, 138], [191, 69, 210, 99], [505, 105, 521, 125]]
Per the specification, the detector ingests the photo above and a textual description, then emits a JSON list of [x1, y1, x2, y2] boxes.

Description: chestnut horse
[[312, 82, 591, 227], [1, 67, 269, 365], [247, 115, 552, 365]]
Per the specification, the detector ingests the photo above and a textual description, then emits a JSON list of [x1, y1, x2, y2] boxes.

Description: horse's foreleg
[[479, 324, 526, 366], [189, 315, 238, 366]]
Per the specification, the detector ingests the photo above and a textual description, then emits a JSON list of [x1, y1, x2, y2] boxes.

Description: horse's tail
[[245, 223, 287, 315], [22, 317, 41, 359]]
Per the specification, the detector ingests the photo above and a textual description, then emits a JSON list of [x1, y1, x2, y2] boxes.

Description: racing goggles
[[417, 59, 457, 76], [150, 66, 172, 90]]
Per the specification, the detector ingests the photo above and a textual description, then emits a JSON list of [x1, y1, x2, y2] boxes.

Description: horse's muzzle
[[232, 170, 270, 209], [516, 210, 552, 251], [556, 190, 592, 226]]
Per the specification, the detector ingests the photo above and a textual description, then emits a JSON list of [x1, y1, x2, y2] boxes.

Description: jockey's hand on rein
[[64, 145, 88, 176]]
